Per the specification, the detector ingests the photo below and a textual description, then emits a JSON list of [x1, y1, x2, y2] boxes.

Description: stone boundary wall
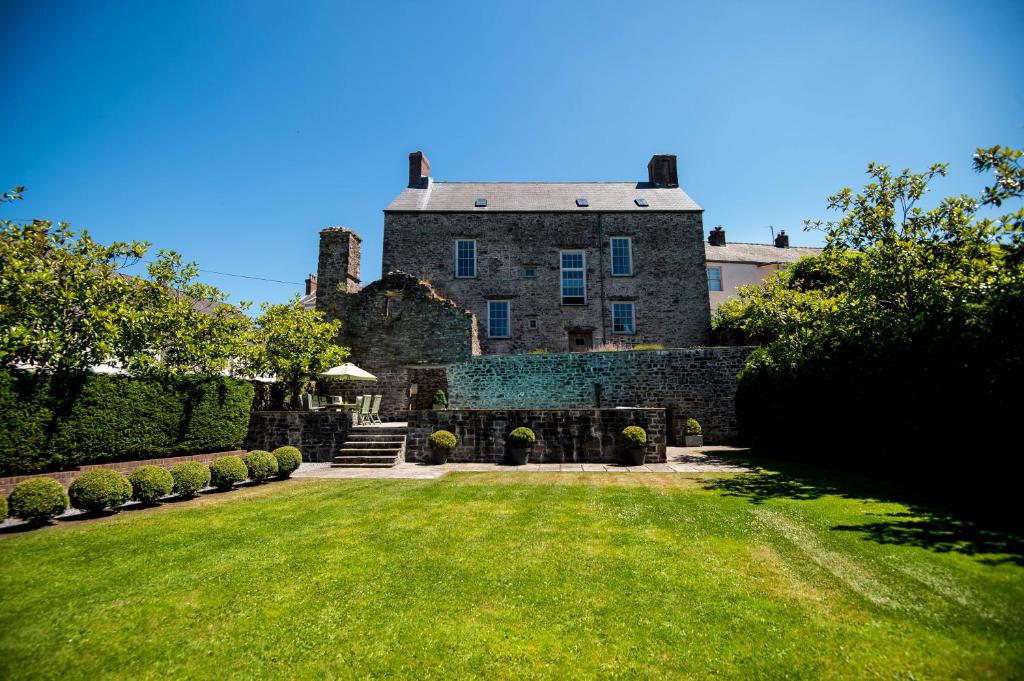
[[445, 347, 756, 444], [245, 411, 352, 463], [0, 450, 246, 496], [407, 408, 666, 464]]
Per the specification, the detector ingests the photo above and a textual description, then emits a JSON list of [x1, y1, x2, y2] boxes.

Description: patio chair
[[368, 394, 383, 425], [305, 393, 323, 411], [357, 395, 373, 425]]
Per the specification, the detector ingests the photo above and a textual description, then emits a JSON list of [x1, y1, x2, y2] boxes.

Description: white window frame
[[610, 237, 633, 276], [455, 239, 477, 278], [487, 300, 511, 338], [611, 302, 635, 335], [707, 266, 723, 292], [560, 250, 587, 305]]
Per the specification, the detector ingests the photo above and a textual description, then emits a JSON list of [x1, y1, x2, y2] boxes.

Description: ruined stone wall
[[382, 211, 710, 354], [317, 270, 478, 418], [444, 347, 755, 443], [407, 408, 666, 464]]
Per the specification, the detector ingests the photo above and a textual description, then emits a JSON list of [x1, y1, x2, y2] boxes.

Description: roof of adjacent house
[[705, 242, 824, 265], [385, 181, 702, 212]]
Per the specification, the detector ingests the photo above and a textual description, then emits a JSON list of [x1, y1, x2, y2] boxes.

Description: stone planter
[[624, 447, 646, 466], [429, 446, 450, 465], [684, 435, 703, 447], [507, 447, 530, 466]]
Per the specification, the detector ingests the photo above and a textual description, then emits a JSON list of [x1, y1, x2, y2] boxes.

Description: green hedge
[[0, 370, 254, 476]]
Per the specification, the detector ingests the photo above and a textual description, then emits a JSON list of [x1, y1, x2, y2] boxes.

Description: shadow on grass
[[701, 449, 1024, 567]]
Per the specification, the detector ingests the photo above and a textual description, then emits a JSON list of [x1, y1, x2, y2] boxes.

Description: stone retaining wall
[[245, 411, 352, 463], [408, 408, 666, 464], [445, 347, 755, 443], [0, 450, 246, 496]]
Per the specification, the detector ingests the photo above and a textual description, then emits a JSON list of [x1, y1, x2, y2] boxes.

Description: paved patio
[[293, 446, 751, 480]]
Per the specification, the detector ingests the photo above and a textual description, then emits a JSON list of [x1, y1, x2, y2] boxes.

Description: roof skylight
[[635, 198, 649, 207], [576, 198, 589, 207], [475, 198, 487, 208]]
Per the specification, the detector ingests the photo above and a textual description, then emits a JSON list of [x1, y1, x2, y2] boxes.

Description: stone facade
[[382, 211, 710, 354], [245, 411, 352, 462], [407, 408, 666, 464], [443, 347, 755, 443], [316, 271, 478, 418]]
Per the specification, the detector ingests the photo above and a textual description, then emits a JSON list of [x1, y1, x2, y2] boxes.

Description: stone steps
[[331, 428, 406, 468]]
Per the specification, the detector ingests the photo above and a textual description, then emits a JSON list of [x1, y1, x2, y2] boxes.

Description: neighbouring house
[[380, 151, 710, 353], [299, 274, 317, 310], [704, 226, 823, 310]]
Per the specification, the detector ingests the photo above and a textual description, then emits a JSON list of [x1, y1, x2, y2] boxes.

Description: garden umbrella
[[320, 363, 377, 381]]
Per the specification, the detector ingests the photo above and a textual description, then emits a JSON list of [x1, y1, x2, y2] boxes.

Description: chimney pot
[[305, 273, 317, 296], [774, 230, 790, 248], [408, 151, 431, 188], [647, 154, 679, 187], [708, 225, 726, 246]]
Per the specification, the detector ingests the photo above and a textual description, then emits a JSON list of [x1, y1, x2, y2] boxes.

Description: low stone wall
[[407, 408, 666, 464], [445, 347, 755, 443], [0, 450, 246, 496], [245, 411, 352, 463]]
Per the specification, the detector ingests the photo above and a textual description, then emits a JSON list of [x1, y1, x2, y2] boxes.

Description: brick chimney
[[647, 154, 678, 187], [304, 273, 317, 296], [774, 230, 790, 248], [708, 225, 726, 246], [408, 151, 431, 188]]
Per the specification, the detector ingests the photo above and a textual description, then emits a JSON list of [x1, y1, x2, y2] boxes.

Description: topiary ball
[[243, 450, 278, 484], [128, 465, 174, 504], [272, 446, 302, 479], [68, 469, 132, 514], [0, 493, 6, 520], [171, 461, 211, 497], [622, 426, 647, 447], [8, 478, 69, 525], [507, 427, 536, 448], [428, 430, 457, 450], [209, 455, 248, 491], [684, 418, 702, 436]]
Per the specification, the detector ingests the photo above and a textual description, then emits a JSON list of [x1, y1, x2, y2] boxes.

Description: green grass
[[1, 464, 1022, 679]]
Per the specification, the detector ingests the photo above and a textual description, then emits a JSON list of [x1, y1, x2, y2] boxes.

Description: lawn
[[1, 462, 1022, 679]]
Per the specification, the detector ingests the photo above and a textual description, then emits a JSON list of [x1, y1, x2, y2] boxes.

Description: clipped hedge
[[271, 446, 302, 479], [243, 450, 278, 483], [68, 469, 132, 514], [507, 427, 536, 448], [0, 493, 6, 519], [8, 478, 69, 524], [0, 370, 254, 476], [428, 430, 457, 450], [209, 455, 248, 491], [129, 465, 175, 504]]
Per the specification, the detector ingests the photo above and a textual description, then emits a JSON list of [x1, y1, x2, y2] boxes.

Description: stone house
[[381, 151, 710, 354], [704, 227, 823, 310]]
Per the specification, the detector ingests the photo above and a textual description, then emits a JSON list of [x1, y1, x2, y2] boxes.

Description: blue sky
[[2, 0, 1021, 305]]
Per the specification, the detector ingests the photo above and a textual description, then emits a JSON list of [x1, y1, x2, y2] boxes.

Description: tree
[[713, 145, 1023, 472], [0, 190, 252, 382], [244, 298, 349, 408]]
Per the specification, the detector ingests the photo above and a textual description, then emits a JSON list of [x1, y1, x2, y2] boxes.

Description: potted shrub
[[433, 389, 448, 411], [428, 430, 457, 464], [506, 427, 536, 466], [622, 426, 648, 466], [684, 418, 703, 447]]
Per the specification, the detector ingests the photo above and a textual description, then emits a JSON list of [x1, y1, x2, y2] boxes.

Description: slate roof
[[705, 242, 823, 265], [385, 181, 702, 212]]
